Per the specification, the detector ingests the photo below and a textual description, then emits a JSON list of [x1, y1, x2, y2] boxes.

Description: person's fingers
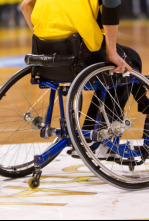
[[112, 62, 132, 74], [112, 66, 121, 73], [107, 52, 133, 74], [120, 66, 125, 74], [112, 62, 125, 73], [125, 63, 132, 72]]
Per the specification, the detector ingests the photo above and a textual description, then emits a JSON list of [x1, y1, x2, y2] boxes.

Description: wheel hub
[[95, 119, 132, 141], [24, 112, 45, 130], [111, 119, 132, 136]]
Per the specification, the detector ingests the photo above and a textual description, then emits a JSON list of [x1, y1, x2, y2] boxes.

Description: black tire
[[66, 62, 149, 190], [0, 66, 61, 178]]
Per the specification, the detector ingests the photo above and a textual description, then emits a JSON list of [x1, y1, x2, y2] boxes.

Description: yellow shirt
[[31, 0, 104, 52]]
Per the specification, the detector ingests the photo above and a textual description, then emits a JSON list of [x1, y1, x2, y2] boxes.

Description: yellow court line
[[125, 219, 149, 220], [0, 28, 32, 40], [0, 48, 31, 57], [120, 19, 149, 27], [0, 202, 66, 206]]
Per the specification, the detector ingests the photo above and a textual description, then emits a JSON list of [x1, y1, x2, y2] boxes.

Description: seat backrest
[[32, 34, 82, 82]]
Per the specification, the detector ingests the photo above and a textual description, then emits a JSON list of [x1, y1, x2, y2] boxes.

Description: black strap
[[102, 4, 121, 25], [98, 0, 102, 5], [97, 0, 103, 29]]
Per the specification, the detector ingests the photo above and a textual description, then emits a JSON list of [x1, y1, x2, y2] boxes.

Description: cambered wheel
[[66, 62, 149, 190], [0, 67, 62, 178]]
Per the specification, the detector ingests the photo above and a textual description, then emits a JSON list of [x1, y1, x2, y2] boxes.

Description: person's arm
[[21, 0, 36, 32], [102, 0, 132, 73]]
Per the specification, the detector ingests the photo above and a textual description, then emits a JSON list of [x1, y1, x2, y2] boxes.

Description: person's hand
[[107, 51, 132, 74]]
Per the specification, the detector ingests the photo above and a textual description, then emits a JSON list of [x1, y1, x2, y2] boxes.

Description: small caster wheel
[[28, 177, 40, 189], [129, 163, 135, 172]]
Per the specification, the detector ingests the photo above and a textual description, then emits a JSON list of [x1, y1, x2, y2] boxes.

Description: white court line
[[0, 56, 26, 68]]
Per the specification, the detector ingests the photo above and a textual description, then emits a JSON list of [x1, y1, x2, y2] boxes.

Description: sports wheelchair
[[1, 34, 149, 190]]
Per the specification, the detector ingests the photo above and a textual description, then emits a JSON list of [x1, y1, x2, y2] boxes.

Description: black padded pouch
[[32, 34, 82, 82]]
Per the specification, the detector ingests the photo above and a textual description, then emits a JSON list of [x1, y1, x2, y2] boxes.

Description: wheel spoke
[[66, 64, 149, 189], [0, 69, 62, 177]]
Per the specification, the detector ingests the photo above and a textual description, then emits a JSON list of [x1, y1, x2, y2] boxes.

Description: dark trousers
[[82, 42, 149, 138]]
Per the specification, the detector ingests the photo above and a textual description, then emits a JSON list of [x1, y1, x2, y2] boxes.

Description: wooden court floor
[[0, 20, 149, 220]]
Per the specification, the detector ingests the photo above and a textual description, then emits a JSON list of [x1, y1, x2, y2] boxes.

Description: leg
[[82, 44, 140, 128]]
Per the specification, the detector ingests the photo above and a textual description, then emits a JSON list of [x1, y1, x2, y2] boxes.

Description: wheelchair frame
[[1, 53, 149, 190], [33, 74, 148, 169]]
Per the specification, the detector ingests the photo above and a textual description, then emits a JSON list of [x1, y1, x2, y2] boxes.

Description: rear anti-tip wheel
[[28, 177, 40, 189]]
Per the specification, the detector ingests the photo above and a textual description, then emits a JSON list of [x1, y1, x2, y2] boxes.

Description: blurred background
[[0, 0, 149, 83], [0, 0, 149, 29]]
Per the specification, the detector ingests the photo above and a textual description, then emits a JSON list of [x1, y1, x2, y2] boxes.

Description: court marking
[[0, 56, 26, 68]]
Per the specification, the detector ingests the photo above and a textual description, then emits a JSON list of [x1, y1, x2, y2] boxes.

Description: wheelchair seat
[[29, 34, 143, 83], [31, 34, 84, 82]]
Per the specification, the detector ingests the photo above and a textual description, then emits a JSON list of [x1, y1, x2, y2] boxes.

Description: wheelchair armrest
[[25, 54, 77, 67]]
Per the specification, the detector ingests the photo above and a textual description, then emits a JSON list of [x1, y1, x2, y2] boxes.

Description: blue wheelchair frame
[[33, 76, 148, 168]]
